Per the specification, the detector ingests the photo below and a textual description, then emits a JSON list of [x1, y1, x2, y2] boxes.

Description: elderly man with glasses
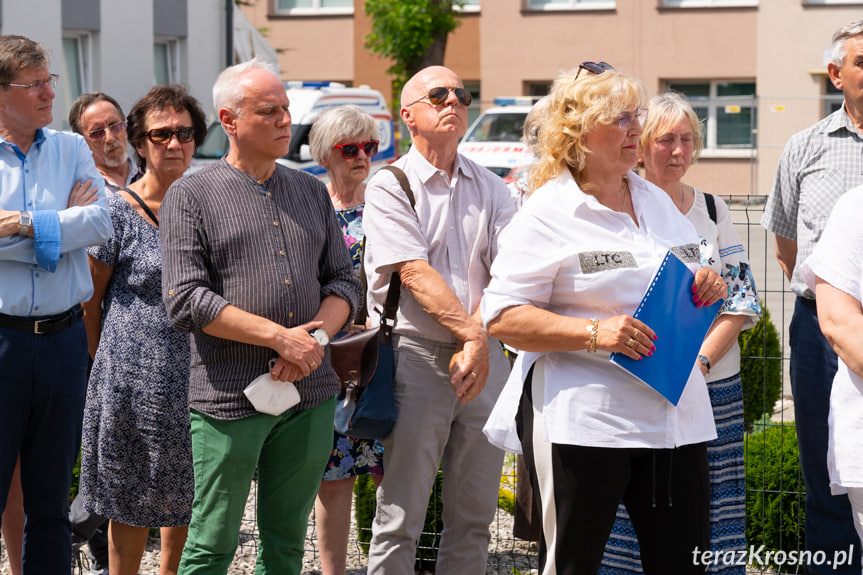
[[0, 35, 111, 573], [69, 92, 140, 195], [362, 65, 516, 574]]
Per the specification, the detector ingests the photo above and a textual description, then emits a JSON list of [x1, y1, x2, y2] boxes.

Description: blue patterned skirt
[[600, 372, 746, 574]]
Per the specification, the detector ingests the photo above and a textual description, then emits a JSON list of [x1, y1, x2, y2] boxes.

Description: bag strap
[[704, 192, 717, 225], [122, 187, 159, 226], [356, 166, 417, 330]]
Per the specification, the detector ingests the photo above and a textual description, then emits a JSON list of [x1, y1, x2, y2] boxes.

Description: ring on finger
[[308, 362, 315, 368], [470, 371, 478, 377], [625, 337, 637, 348], [632, 328, 640, 339]]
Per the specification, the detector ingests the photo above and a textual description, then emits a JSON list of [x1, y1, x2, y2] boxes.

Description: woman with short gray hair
[[309, 104, 382, 575]]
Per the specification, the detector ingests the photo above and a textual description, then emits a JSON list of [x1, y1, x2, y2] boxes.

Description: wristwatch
[[18, 211, 31, 236], [311, 328, 330, 347], [697, 354, 711, 373]]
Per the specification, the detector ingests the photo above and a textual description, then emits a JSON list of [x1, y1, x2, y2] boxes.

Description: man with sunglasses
[[0, 35, 112, 573], [69, 92, 140, 195], [363, 65, 516, 575]]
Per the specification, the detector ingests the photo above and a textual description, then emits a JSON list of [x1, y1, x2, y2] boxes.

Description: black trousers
[[516, 367, 709, 575]]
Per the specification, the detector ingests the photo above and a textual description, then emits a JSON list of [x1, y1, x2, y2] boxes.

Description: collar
[[821, 106, 863, 139], [540, 169, 648, 218], [406, 145, 475, 186], [0, 127, 46, 160]]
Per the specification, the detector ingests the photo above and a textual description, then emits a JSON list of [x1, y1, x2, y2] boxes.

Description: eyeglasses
[[2, 73, 59, 94], [575, 61, 613, 80], [88, 121, 126, 141], [146, 127, 195, 144], [333, 140, 379, 160], [616, 107, 648, 131], [407, 86, 472, 108]]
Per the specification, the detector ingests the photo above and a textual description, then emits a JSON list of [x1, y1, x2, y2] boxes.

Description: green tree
[[364, 0, 465, 90]]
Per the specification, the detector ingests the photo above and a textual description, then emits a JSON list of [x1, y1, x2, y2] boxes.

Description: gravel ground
[[0, 481, 539, 575]]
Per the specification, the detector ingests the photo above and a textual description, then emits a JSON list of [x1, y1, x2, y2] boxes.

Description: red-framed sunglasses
[[333, 140, 379, 159]]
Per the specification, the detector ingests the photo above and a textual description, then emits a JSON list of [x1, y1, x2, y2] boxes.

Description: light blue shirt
[[0, 128, 112, 317]]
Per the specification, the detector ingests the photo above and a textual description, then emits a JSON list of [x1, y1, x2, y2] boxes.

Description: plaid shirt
[[762, 107, 863, 298]]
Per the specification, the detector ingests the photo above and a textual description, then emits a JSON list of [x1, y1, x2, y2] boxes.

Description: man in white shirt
[[362, 66, 516, 574], [69, 92, 139, 194]]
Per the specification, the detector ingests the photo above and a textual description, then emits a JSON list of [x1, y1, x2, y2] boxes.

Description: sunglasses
[[616, 107, 648, 131], [333, 140, 379, 160], [576, 61, 614, 79], [88, 121, 126, 141], [146, 127, 195, 145], [408, 86, 472, 108]]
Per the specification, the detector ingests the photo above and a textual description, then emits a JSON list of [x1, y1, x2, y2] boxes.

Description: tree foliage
[[364, 0, 465, 88]]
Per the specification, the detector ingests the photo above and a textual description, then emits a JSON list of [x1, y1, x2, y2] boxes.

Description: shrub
[[745, 423, 806, 573], [354, 466, 444, 571], [739, 302, 782, 431]]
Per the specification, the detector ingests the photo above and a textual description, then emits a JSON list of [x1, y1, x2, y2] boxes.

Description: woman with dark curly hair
[[79, 85, 207, 575]]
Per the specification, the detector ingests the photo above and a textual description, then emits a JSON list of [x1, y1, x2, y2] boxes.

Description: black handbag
[[329, 166, 415, 440]]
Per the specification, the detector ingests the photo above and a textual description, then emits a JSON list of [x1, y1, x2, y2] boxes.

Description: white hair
[[831, 19, 863, 66], [212, 57, 279, 113], [309, 105, 379, 165]]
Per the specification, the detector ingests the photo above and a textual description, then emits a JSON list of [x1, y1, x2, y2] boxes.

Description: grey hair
[[522, 96, 550, 155], [212, 57, 279, 113], [0, 35, 49, 86], [308, 105, 379, 166], [640, 92, 704, 162], [831, 18, 863, 66]]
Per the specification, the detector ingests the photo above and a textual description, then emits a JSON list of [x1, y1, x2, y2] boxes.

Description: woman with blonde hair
[[482, 63, 726, 574], [601, 91, 761, 575]]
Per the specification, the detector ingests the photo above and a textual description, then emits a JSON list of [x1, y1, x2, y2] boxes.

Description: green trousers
[[178, 398, 334, 575]]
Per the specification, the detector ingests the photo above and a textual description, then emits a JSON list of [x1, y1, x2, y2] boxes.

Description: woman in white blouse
[[481, 64, 725, 574], [602, 93, 762, 575], [800, 187, 863, 554]]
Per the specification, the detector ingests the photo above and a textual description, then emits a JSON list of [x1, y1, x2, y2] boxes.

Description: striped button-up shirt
[[761, 107, 863, 298], [161, 159, 362, 420]]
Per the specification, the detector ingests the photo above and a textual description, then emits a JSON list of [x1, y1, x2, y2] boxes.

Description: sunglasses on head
[[146, 127, 195, 145], [408, 86, 472, 108], [333, 140, 379, 160], [88, 121, 126, 141], [576, 61, 614, 79]]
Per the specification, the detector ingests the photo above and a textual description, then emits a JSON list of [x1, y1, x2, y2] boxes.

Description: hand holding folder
[[609, 251, 723, 405]]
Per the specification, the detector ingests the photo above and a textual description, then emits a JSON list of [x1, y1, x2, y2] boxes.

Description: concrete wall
[[0, 0, 224, 127]]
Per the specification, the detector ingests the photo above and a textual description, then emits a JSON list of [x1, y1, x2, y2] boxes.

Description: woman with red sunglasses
[[309, 104, 382, 575]]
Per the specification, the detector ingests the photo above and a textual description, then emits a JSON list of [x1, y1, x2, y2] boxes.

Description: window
[[526, 0, 614, 10], [154, 39, 179, 85], [61, 32, 92, 128], [274, 0, 353, 14], [825, 77, 844, 117], [455, 0, 480, 11], [661, 0, 757, 6], [666, 80, 757, 154]]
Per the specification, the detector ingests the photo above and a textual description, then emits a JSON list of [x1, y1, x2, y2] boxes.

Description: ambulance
[[457, 97, 539, 183], [190, 82, 396, 177]]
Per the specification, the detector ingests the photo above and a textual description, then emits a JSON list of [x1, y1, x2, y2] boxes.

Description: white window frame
[[524, 0, 616, 11], [61, 31, 92, 129], [273, 0, 353, 15], [666, 79, 757, 158], [661, 0, 757, 7], [154, 37, 180, 85], [454, 0, 480, 13]]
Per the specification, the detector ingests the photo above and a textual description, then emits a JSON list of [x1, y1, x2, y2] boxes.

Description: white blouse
[[800, 186, 863, 494], [482, 171, 717, 453]]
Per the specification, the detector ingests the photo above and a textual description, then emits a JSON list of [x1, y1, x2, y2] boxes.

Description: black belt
[[0, 306, 83, 335]]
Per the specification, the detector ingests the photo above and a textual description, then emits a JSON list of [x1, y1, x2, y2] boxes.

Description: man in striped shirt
[[161, 58, 361, 574]]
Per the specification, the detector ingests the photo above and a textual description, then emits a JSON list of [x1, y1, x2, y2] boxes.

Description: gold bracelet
[[586, 319, 599, 353]]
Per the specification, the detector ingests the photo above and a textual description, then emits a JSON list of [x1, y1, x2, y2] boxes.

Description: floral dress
[[322, 204, 384, 480], [79, 194, 193, 527]]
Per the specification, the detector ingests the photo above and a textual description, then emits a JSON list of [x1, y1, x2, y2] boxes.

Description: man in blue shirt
[[0, 35, 111, 573]]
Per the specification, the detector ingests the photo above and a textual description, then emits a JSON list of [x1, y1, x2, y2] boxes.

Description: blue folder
[[609, 250, 723, 406]]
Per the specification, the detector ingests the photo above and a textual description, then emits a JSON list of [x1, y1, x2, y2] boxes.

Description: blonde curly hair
[[528, 67, 647, 194]]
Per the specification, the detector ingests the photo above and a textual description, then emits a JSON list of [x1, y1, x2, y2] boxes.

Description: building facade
[[242, 0, 862, 196], [0, 0, 227, 127]]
